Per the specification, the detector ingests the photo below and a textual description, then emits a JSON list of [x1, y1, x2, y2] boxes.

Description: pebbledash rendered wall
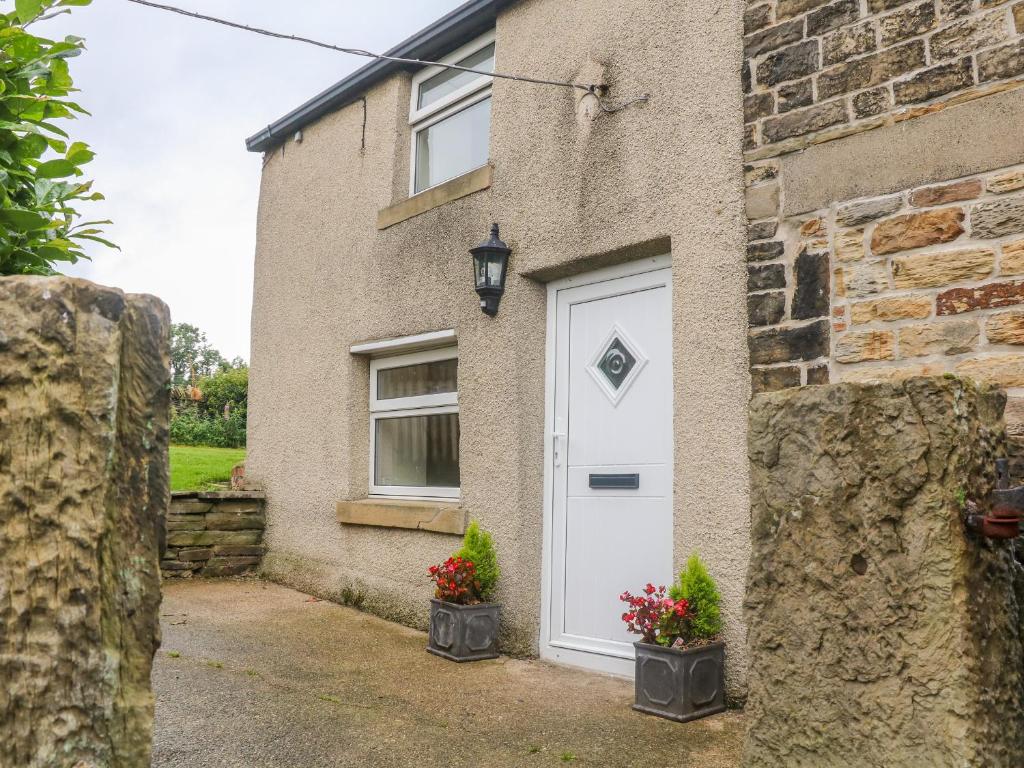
[[246, 0, 751, 694], [743, 0, 1024, 448]]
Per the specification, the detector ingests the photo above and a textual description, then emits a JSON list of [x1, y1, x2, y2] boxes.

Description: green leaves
[[669, 554, 723, 642], [15, 0, 44, 24], [0, 0, 109, 277], [15, 133, 48, 159], [36, 157, 75, 177], [65, 140, 92, 163], [0, 206, 49, 230], [454, 521, 500, 600]]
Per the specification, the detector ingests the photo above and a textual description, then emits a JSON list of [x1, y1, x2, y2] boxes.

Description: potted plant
[[426, 521, 501, 662], [620, 554, 726, 722]]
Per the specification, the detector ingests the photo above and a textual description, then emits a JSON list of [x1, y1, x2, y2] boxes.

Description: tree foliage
[[170, 365, 248, 449], [169, 323, 248, 448], [169, 406, 247, 449], [170, 322, 229, 386], [0, 0, 115, 276], [200, 366, 248, 420]]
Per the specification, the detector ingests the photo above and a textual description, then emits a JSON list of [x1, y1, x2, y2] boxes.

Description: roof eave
[[245, 0, 511, 153]]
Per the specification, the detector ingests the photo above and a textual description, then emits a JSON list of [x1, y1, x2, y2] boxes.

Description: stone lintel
[[336, 499, 466, 535], [781, 86, 1024, 216]]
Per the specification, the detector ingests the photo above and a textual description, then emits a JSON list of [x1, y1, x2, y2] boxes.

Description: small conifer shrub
[[669, 553, 722, 641], [455, 521, 500, 600]]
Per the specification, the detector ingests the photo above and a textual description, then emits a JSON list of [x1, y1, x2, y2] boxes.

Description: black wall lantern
[[470, 223, 511, 317]]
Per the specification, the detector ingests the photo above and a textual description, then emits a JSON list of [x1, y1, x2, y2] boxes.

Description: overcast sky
[[40, 0, 466, 361]]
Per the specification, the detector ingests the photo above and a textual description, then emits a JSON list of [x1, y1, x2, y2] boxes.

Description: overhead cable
[[124, 0, 600, 94]]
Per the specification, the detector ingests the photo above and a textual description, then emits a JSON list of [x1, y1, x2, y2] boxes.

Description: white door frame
[[539, 253, 673, 677]]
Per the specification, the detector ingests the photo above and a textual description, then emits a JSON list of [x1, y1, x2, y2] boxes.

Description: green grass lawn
[[170, 445, 246, 492]]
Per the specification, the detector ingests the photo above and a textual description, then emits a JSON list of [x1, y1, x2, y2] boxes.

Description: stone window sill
[[376, 165, 492, 230], [336, 498, 466, 535]]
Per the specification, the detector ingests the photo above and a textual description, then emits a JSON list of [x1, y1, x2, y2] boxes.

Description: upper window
[[409, 32, 495, 195], [369, 347, 460, 499]]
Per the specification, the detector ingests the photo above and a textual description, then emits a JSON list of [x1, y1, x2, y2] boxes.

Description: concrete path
[[153, 579, 745, 767]]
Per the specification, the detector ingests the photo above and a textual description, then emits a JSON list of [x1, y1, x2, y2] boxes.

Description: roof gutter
[[245, 0, 512, 153]]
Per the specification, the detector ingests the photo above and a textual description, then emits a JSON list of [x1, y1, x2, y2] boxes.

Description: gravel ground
[[153, 578, 744, 767]]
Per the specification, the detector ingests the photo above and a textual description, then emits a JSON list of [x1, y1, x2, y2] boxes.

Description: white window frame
[[408, 29, 495, 195], [369, 346, 460, 500]]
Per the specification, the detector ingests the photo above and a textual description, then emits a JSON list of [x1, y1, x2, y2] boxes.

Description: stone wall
[[742, 0, 1024, 477], [745, 0, 1024, 403], [751, 160, 1024, 383], [823, 163, 1024, 381], [0, 276, 169, 768], [744, 377, 1024, 767], [744, 0, 1024, 156], [162, 491, 266, 578], [749, 154, 1024, 469]]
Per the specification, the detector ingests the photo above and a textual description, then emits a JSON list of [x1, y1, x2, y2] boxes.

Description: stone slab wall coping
[[171, 490, 267, 500]]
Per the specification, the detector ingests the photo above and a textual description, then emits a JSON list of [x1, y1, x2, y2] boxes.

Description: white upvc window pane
[[414, 96, 491, 193], [418, 43, 495, 110], [377, 358, 457, 400], [374, 413, 460, 489], [368, 347, 460, 498]]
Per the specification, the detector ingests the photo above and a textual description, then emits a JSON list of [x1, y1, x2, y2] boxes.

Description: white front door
[[542, 257, 674, 677]]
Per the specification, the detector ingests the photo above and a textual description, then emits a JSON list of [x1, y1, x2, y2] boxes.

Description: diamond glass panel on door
[[597, 338, 637, 390], [586, 324, 648, 406]]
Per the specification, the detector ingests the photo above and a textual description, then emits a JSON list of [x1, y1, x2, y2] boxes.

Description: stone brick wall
[[828, 164, 1024, 381], [163, 491, 266, 578], [743, 0, 1024, 394], [747, 153, 831, 390], [750, 160, 1024, 386], [744, 0, 1024, 156]]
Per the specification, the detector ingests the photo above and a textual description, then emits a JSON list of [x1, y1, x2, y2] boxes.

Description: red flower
[[428, 556, 484, 606], [619, 584, 689, 645]]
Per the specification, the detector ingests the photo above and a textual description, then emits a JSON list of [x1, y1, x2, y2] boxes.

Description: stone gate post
[[744, 377, 1024, 767], [0, 276, 169, 768]]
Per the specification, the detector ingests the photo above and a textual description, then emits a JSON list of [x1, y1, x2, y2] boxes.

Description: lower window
[[369, 347, 460, 498]]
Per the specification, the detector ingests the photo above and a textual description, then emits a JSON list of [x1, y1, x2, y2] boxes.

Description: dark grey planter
[[633, 640, 726, 722], [427, 599, 500, 662]]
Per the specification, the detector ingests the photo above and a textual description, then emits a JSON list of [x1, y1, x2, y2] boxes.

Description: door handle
[[552, 432, 567, 467]]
